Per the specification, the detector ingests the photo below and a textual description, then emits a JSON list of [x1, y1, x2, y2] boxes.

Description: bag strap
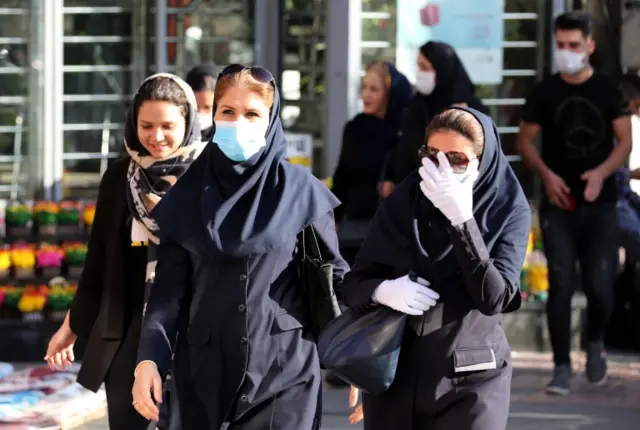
[[303, 224, 323, 260]]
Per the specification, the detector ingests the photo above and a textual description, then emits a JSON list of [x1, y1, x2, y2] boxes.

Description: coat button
[[240, 394, 248, 403], [240, 336, 248, 344], [239, 274, 247, 281], [238, 304, 246, 312]]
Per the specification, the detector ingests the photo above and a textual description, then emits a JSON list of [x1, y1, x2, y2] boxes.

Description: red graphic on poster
[[420, 3, 440, 27]]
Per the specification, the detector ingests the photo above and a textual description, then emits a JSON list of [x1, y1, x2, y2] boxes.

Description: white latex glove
[[418, 152, 479, 226], [372, 275, 440, 316]]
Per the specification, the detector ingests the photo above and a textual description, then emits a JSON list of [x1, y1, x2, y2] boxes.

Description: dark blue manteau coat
[[137, 155, 348, 430]]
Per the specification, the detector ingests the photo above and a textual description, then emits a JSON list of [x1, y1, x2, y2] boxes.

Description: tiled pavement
[[73, 352, 640, 430]]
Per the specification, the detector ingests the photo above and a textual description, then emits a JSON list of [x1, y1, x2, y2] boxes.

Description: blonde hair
[[214, 69, 275, 112], [365, 60, 392, 92]]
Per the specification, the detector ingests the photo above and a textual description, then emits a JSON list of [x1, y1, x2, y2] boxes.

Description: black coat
[[69, 158, 141, 392], [137, 155, 349, 430]]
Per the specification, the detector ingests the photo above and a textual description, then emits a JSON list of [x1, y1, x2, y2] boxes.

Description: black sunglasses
[[218, 64, 274, 83], [418, 145, 476, 174]]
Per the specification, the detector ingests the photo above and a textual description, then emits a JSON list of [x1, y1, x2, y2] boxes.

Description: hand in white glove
[[418, 152, 479, 226], [372, 275, 440, 316]]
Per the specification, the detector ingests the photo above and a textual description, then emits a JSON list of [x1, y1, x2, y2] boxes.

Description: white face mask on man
[[415, 70, 436, 95], [554, 49, 587, 75]]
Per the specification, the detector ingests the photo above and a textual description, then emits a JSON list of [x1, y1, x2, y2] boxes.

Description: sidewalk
[[74, 351, 640, 430]]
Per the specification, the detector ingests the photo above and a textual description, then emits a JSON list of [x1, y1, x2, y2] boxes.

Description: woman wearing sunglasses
[[131, 65, 348, 429], [343, 107, 531, 429]]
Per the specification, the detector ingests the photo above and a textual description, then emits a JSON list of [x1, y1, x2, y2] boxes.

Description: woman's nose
[[155, 128, 165, 141]]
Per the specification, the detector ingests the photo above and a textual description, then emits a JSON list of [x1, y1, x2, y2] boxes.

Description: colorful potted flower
[[5, 202, 33, 238], [18, 284, 48, 322], [82, 203, 96, 235], [0, 285, 22, 319], [36, 243, 65, 278], [57, 201, 82, 236], [34, 201, 59, 237], [10, 243, 36, 279], [63, 242, 87, 277], [46, 278, 76, 321], [0, 248, 10, 279]]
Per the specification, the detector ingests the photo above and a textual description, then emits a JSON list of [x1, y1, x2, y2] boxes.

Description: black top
[[521, 73, 631, 204], [122, 215, 148, 317], [332, 63, 413, 222], [394, 41, 489, 183], [69, 158, 146, 392]]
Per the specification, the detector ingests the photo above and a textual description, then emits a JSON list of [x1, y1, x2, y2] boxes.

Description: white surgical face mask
[[554, 49, 587, 75], [197, 113, 213, 130], [415, 70, 436, 95], [213, 120, 267, 162], [453, 158, 479, 183]]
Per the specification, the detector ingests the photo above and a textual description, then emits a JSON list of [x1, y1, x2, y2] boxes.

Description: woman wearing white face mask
[[131, 65, 348, 429], [394, 41, 489, 185]]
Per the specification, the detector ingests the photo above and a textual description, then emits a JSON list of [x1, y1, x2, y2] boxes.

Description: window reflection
[[62, 1, 132, 195], [0, 4, 30, 198], [280, 0, 327, 139], [165, 0, 255, 77]]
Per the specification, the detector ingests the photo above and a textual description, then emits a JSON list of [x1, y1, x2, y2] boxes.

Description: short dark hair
[[424, 109, 485, 157], [186, 68, 217, 93], [554, 11, 594, 37], [621, 71, 640, 100], [136, 76, 189, 118]]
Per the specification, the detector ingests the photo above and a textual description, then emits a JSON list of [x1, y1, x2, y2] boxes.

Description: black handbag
[[298, 225, 342, 336], [317, 305, 407, 395]]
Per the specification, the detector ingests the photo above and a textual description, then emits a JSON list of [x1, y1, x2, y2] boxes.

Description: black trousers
[[540, 202, 618, 366], [103, 315, 151, 430]]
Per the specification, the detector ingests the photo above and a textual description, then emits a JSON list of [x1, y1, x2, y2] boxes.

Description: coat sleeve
[[68, 165, 114, 337], [394, 99, 425, 184], [310, 210, 350, 294], [340, 260, 395, 309], [331, 124, 352, 224], [137, 239, 192, 376], [447, 206, 531, 316]]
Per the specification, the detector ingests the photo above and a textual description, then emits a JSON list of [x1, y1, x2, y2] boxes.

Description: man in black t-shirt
[[517, 12, 632, 396]]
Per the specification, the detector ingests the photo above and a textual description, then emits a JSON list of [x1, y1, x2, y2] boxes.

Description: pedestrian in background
[[44, 74, 206, 429], [393, 41, 489, 184], [186, 61, 218, 141], [517, 11, 633, 395], [332, 61, 413, 265]]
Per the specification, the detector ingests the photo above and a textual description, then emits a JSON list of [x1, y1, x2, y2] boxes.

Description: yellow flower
[[0, 251, 11, 270], [11, 248, 36, 268], [82, 205, 96, 225]]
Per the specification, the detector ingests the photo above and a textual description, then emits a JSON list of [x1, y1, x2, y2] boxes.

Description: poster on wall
[[284, 133, 313, 169], [395, 0, 504, 85]]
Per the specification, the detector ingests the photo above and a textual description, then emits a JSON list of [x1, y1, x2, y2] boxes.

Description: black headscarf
[[418, 41, 487, 114], [200, 74, 340, 257], [359, 107, 530, 286], [384, 63, 414, 130], [185, 61, 218, 91]]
